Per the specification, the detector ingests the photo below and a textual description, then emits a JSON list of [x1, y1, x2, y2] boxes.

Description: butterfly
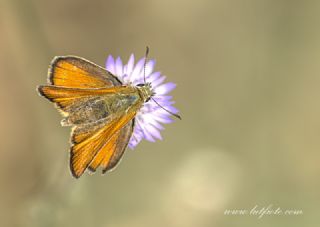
[[37, 49, 180, 178]]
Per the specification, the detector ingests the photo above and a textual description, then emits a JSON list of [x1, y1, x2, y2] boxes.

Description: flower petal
[[148, 72, 161, 83], [141, 125, 155, 142], [145, 115, 165, 130], [151, 98, 175, 106], [153, 114, 174, 124], [154, 82, 176, 95], [130, 57, 145, 83], [115, 57, 123, 77], [139, 112, 163, 128], [152, 75, 166, 88], [106, 55, 115, 74], [129, 135, 142, 149], [163, 105, 179, 114], [126, 54, 135, 76], [145, 124, 162, 140], [152, 95, 173, 102], [145, 59, 155, 78]]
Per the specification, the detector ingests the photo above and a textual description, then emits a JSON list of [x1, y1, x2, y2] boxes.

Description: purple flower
[[106, 54, 179, 149]]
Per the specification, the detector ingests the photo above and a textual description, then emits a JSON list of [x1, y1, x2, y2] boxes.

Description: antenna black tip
[[175, 114, 182, 120]]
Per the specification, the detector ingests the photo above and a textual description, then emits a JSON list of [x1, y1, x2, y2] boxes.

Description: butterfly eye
[[146, 97, 151, 102]]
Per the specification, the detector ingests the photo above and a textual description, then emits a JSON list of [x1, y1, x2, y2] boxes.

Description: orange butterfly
[[38, 50, 180, 178]]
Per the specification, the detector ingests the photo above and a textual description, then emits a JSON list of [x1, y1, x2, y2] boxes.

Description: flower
[[106, 54, 179, 149]]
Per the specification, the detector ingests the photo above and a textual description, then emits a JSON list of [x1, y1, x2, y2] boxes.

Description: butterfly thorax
[[136, 83, 153, 103]]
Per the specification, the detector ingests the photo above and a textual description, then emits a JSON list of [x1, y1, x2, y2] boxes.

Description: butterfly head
[[136, 82, 154, 103]]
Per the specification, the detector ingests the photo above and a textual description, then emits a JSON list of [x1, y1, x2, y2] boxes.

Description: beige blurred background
[[1, 0, 320, 226]]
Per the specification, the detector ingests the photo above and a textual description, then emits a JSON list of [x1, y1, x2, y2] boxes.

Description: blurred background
[[1, 0, 320, 226]]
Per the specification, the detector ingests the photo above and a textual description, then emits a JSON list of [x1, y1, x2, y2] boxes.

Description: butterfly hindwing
[[87, 130, 120, 172], [88, 120, 134, 173], [102, 119, 135, 173], [70, 110, 137, 178]]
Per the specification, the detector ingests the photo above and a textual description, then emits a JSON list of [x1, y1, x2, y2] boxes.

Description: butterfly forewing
[[49, 56, 121, 88]]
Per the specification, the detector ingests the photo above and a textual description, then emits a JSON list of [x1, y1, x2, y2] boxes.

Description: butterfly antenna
[[143, 46, 149, 84], [144, 46, 181, 120], [151, 97, 182, 120]]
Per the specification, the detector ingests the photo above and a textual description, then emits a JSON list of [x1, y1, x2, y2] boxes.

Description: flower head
[[106, 54, 179, 149]]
